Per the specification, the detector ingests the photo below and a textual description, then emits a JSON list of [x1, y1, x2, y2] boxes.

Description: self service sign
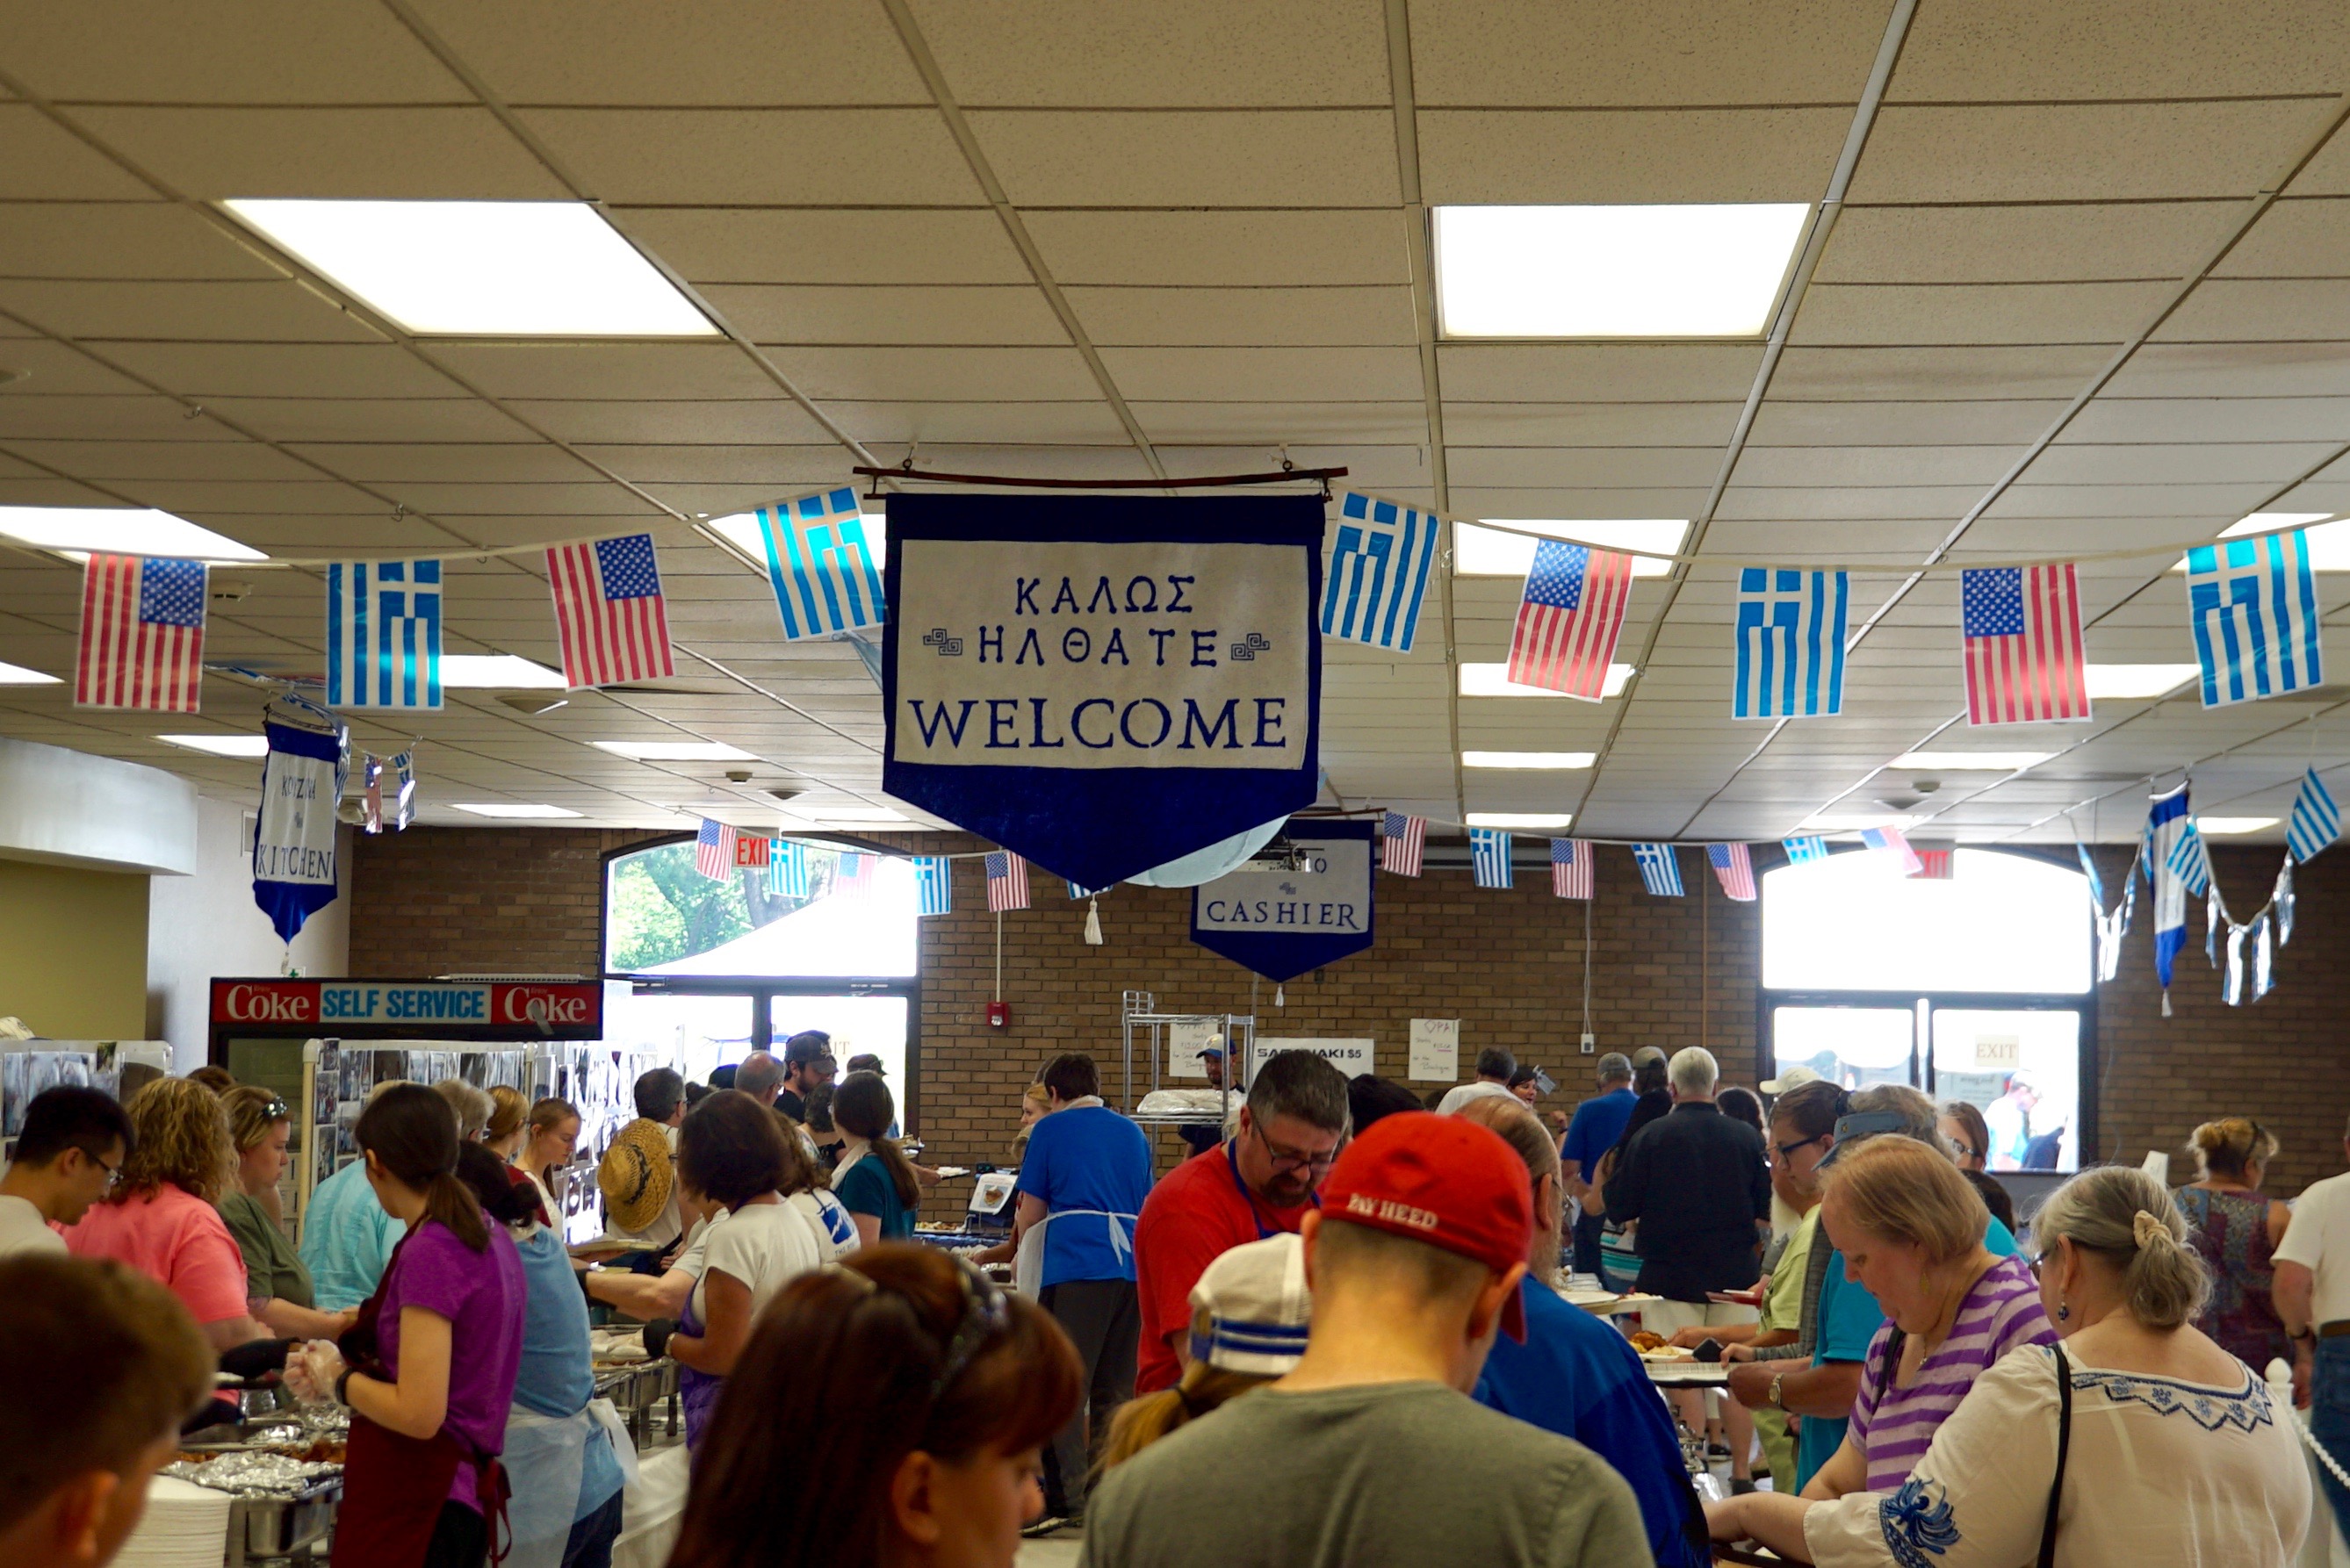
[[883, 494, 1323, 891], [1189, 819, 1374, 982], [211, 979, 604, 1039]]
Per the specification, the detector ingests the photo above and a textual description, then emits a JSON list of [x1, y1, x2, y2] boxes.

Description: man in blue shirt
[[1558, 1054, 1637, 1277], [1016, 1051, 1154, 1526]]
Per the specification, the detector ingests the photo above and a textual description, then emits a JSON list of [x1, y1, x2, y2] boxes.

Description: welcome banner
[[883, 494, 1323, 889], [1189, 819, 1375, 982], [252, 721, 344, 945]]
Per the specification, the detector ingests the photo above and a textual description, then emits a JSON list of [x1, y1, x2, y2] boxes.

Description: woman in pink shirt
[[66, 1076, 269, 1353]]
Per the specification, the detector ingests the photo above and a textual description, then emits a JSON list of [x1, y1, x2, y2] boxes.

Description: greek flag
[[767, 838, 810, 899], [325, 559, 441, 709], [1633, 843, 1684, 897], [1322, 491, 1440, 653], [1470, 829, 1513, 889], [1068, 880, 1107, 899], [1733, 568, 1847, 718], [747, 486, 886, 641], [2145, 785, 2192, 992], [912, 855, 953, 916], [2289, 769, 2340, 864], [1783, 835, 1829, 865], [2166, 824, 2214, 898], [2186, 530, 2323, 708]]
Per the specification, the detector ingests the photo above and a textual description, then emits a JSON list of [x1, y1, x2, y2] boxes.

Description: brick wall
[[344, 828, 2350, 1204]]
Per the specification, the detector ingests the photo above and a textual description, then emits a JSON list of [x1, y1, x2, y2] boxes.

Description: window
[[1762, 849, 2093, 1172]]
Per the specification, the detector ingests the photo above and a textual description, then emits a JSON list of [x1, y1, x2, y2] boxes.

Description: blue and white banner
[[2146, 784, 2192, 993], [1633, 843, 1684, 897], [2289, 769, 2339, 864], [1470, 829, 1512, 888], [1322, 491, 1439, 654], [882, 494, 1323, 890], [1189, 821, 1373, 983], [1783, 835, 1830, 865], [2186, 530, 2322, 708], [326, 559, 441, 709], [912, 855, 953, 916], [746, 486, 887, 642], [1734, 568, 1846, 718], [253, 721, 345, 946]]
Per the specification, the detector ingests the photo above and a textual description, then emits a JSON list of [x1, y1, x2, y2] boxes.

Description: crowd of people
[[1, 1038, 2339, 1568]]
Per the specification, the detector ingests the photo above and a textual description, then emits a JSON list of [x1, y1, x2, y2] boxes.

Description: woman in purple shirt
[[290, 1085, 528, 1568]]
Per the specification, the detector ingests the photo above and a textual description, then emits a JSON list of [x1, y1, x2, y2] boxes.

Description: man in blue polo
[[1015, 1052, 1154, 1528], [1558, 1054, 1637, 1277]]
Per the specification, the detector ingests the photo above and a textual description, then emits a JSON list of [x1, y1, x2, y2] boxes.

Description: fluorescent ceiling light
[[1457, 520, 1684, 579], [1434, 204, 1809, 338], [440, 654, 566, 690], [224, 200, 717, 338], [1800, 813, 1920, 831], [2084, 663, 2200, 699], [1460, 661, 1636, 698], [2195, 816, 2278, 835], [592, 740, 755, 762], [2168, 513, 2339, 572], [157, 733, 270, 758], [1466, 812, 1573, 830], [1890, 752, 2051, 772], [1462, 751, 1596, 770], [705, 507, 885, 569], [0, 507, 265, 562], [451, 802, 583, 819], [0, 659, 59, 685]]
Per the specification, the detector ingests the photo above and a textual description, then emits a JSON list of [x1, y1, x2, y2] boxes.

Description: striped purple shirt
[[1849, 1253, 2056, 1492]]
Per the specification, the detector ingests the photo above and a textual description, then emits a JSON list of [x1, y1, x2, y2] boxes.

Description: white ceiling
[[2, 0, 2349, 845]]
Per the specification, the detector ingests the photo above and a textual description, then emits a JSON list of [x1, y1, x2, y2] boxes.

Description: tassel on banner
[[2162, 989, 2173, 1018], [1083, 895, 1103, 946], [1274, 984, 1285, 1007]]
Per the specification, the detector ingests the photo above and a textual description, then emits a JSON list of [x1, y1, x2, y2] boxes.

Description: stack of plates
[[117, 1477, 231, 1568]]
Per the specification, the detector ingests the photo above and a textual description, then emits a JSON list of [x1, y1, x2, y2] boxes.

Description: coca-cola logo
[[498, 987, 592, 1027], [220, 984, 315, 1023]]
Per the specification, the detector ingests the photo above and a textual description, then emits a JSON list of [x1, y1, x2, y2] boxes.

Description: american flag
[[1909, 848, 1955, 881], [76, 554, 206, 712], [1633, 843, 1684, 897], [1508, 541, 1634, 701], [1960, 563, 2089, 727], [1783, 835, 1830, 865], [1381, 811, 1426, 877], [836, 852, 875, 898], [547, 533, 675, 689], [1707, 843, 1756, 901], [985, 851, 1030, 912], [1861, 825, 1923, 876], [1550, 838, 1593, 900], [693, 818, 737, 880]]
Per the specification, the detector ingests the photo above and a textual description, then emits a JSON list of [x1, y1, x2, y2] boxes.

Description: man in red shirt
[[1132, 1050, 1351, 1392]]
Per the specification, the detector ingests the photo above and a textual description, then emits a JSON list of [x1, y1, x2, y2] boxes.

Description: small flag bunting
[[1783, 835, 1830, 865], [1707, 843, 1756, 901], [1470, 829, 1513, 889], [1551, 838, 1593, 900], [1322, 491, 1440, 654], [547, 532, 674, 689], [985, 851, 1030, 912], [1067, 880, 1107, 900], [749, 486, 887, 642], [768, 839, 810, 898], [76, 553, 206, 712], [2166, 824, 2214, 899], [327, 559, 441, 710], [1381, 811, 1426, 877], [1961, 563, 2090, 727], [1633, 843, 1684, 897], [693, 818, 737, 881], [2289, 768, 2340, 864], [1860, 825, 1923, 876], [1734, 568, 1847, 719], [2187, 530, 2323, 708], [913, 856, 953, 916], [1508, 540, 1634, 701]]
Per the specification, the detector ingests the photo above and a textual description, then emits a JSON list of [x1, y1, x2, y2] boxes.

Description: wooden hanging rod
[[854, 464, 1345, 494]]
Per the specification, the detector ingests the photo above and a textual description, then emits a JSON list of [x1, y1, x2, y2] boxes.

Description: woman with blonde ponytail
[[1709, 1164, 2312, 1566], [2175, 1117, 2292, 1370]]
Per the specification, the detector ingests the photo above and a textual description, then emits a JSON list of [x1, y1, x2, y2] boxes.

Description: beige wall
[[0, 859, 149, 1039]]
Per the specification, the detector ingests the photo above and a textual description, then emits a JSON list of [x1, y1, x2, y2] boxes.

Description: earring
[[2057, 1302, 2070, 1322]]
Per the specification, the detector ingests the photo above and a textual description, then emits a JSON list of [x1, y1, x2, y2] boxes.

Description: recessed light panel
[[1462, 751, 1596, 770], [592, 741, 754, 762], [440, 655, 566, 690], [1466, 812, 1573, 830], [1891, 752, 2051, 772], [0, 659, 59, 685], [157, 734, 269, 758], [2195, 816, 2278, 835], [2083, 664, 2200, 699], [1460, 661, 1636, 697], [1434, 204, 1809, 338], [0, 507, 265, 562], [224, 200, 717, 337], [451, 802, 583, 819], [1456, 520, 1684, 579]]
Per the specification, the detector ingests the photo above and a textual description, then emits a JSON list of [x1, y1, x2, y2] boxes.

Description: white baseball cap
[[1186, 1233, 1312, 1376], [1760, 1064, 1823, 1095]]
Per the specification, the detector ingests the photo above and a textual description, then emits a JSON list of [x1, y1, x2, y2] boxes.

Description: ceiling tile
[[1025, 210, 1411, 287], [0, 279, 386, 343], [703, 284, 1068, 347], [0, 4, 465, 103], [969, 110, 1401, 206], [1417, 108, 1848, 204], [1887, 0, 2350, 99], [1790, 281, 2167, 346], [515, 109, 979, 205], [1096, 346, 1423, 402], [1438, 343, 1762, 403], [616, 208, 1029, 286], [1065, 286, 1417, 348], [1849, 101, 2328, 203], [66, 106, 569, 200], [93, 342, 465, 399], [0, 201, 281, 280], [0, 105, 155, 199]]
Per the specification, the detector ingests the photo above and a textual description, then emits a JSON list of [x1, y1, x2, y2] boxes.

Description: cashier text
[[891, 537, 1311, 772]]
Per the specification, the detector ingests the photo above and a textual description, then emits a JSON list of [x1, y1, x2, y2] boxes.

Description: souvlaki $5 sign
[[883, 494, 1324, 890]]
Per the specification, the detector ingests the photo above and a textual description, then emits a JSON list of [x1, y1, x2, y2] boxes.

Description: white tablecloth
[[612, 1442, 691, 1568]]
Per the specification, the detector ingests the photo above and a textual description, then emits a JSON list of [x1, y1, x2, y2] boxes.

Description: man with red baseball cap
[[1083, 1113, 1652, 1568]]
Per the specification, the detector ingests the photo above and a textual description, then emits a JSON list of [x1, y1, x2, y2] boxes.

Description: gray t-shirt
[[1079, 1380, 1654, 1568]]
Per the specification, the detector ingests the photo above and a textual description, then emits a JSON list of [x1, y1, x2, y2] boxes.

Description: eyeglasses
[[76, 1146, 125, 1189], [1254, 1124, 1341, 1175], [1774, 1133, 1827, 1163]]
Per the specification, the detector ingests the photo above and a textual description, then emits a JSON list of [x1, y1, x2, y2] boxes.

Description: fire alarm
[[986, 1002, 1012, 1029]]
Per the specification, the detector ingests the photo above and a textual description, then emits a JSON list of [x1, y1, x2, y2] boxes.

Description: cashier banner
[[883, 494, 1323, 889], [1190, 820, 1375, 982]]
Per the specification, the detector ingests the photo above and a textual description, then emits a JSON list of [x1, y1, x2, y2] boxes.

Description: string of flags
[[1391, 813, 1963, 902]]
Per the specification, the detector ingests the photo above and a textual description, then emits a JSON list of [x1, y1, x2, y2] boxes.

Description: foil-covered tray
[[163, 1450, 340, 1500]]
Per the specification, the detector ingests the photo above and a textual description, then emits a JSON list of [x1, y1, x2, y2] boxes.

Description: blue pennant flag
[[2074, 842, 2105, 907], [253, 721, 346, 945], [767, 839, 810, 899], [1783, 835, 1830, 865], [1632, 843, 1684, 897], [1322, 491, 1439, 654], [2166, 824, 2214, 898], [2146, 784, 2192, 992], [1734, 567, 1847, 719], [2289, 769, 2340, 864], [1067, 879, 1107, 899], [2186, 530, 2323, 708], [912, 855, 953, 916], [1470, 829, 1513, 889], [749, 486, 886, 641], [326, 559, 441, 709]]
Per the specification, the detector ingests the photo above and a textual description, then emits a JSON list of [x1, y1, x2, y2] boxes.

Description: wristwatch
[[333, 1369, 354, 1407], [1768, 1373, 1786, 1410]]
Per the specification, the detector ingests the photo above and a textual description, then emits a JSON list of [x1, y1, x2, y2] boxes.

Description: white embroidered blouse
[[1803, 1342, 2310, 1568]]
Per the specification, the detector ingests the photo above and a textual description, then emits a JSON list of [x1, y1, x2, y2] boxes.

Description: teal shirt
[[1794, 1216, 2018, 1489], [834, 1154, 914, 1240], [299, 1159, 403, 1311]]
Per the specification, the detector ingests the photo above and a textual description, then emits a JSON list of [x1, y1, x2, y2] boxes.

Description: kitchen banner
[[1188, 820, 1373, 982], [882, 494, 1323, 888], [251, 721, 344, 946]]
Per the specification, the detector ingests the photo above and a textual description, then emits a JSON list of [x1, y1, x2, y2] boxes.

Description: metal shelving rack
[[1117, 990, 1256, 1126]]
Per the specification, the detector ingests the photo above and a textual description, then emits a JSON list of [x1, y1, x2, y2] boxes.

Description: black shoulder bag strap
[[2036, 1344, 2073, 1568]]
